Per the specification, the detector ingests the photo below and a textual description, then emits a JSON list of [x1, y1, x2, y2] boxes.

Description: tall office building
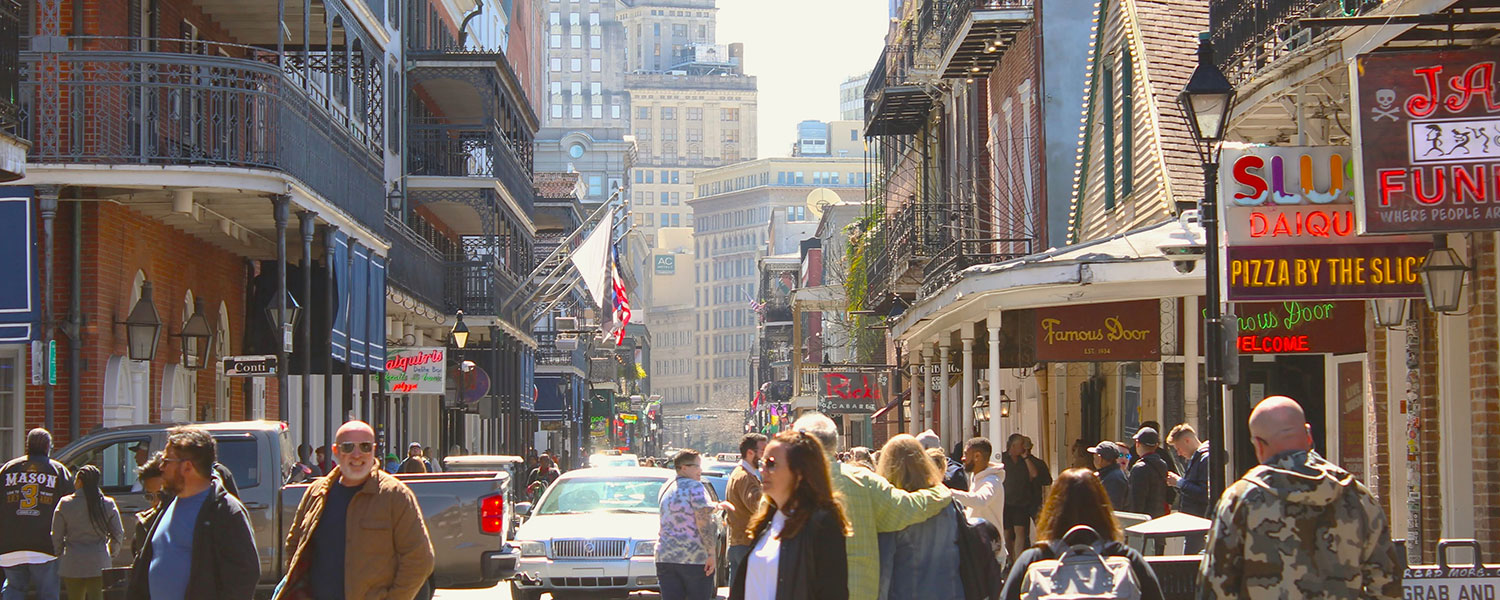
[[535, 0, 635, 207], [839, 72, 869, 122], [794, 120, 865, 158]]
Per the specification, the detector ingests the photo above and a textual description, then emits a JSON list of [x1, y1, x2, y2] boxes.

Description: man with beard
[[725, 433, 766, 587], [127, 427, 258, 600], [275, 421, 433, 600]]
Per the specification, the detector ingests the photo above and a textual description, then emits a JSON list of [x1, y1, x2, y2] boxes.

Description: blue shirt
[[309, 481, 361, 600], [148, 488, 210, 600]]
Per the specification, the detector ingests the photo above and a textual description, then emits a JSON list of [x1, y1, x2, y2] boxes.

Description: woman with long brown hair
[[729, 430, 851, 600], [1000, 468, 1164, 600], [875, 435, 965, 600]]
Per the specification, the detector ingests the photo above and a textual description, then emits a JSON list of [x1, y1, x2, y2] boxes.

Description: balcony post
[[910, 348, 923, 434], [939, 342, 952, 445], [961, 324, 975, 440], [923, 343, 935, 432], [298, 210, 316, 446], [273, 194, 291, 424], [987, 314, 1002, 455], [323, 224, 338, 449]]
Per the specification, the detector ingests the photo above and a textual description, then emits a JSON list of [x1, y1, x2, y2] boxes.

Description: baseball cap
[[128, 442, 149, 453], [915, 430, 943, 451], [1133, 427, 1161, 446], [409, 442, 423, 449], [1087, 441, 1123, 460]]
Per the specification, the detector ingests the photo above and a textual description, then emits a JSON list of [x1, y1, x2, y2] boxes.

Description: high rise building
[[794, 120, 866, 158], [840, 72, 870, 122]]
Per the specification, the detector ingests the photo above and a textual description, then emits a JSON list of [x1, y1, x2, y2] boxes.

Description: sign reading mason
[[1035, 301, 1158, 362], [1227, 243, 1428, 300], [382, 346, 447, 394], [1353, 49, 1500, 234], [817, 371, 889, 414]]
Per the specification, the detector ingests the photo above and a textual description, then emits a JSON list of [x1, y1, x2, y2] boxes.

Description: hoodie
[[952, 462, 1006, 564], [1199, 450, 1402, 600]]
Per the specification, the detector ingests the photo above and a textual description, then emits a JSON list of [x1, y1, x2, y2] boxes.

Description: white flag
[[570, 211, 614, 308]]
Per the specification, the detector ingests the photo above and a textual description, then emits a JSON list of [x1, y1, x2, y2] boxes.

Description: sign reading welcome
[[1035, 301, 1159, 362], [382, 347, 446, 394]]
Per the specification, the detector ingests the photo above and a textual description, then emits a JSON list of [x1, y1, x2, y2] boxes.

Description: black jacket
[[0, 454, 74, 556], [126, 479, 260, 600], [1176, 442, 1210, 517], [1127, 453, 1170, 518], [729, 507, 848, 600], [1001, 539, 1164, 600], [942, 458, 970, 492], [1097, 463, 1130, 510]]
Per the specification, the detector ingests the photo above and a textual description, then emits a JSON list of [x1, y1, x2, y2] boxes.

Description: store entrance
[[1230, 355, 1327, 478]]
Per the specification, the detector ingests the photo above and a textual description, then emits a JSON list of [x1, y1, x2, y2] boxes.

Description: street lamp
[[1178, 30, 1235, 505], [175, 299, 214, 369], [1370, 299, 1408, 329], [119, 281, 163, 362], [971, 395, 990, 424], [451, 310, 470, 348], [1420, 236, 1468, 314], [264, 290, 302, 339]]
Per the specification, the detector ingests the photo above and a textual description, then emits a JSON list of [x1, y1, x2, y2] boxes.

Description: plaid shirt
[[833, 463, 952, 600]]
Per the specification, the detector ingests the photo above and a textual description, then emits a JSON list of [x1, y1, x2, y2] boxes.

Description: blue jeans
[[657, 562, 715, 600], [2, 560, 61, 600], [726, 545, 752, 590]]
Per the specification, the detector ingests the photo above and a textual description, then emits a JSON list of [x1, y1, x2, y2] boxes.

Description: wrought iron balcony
[[762, 301, 793, 325], [446, 257, 525, 321], [864, 44, 933, 137], [933, 0, 1033, 79], [0, 0, 18, 136], [409, 119, 536, 216], [385, 213, 450, 311], [535, 331, 588, 368], [1210, 0, 1382, 85], [20, 37, 385, 228], [920, 237, 1033, 298]]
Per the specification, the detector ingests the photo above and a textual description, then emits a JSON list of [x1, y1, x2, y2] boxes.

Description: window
[[611, 104, 621, 119], [572, 104, 583, 118], [662, 107, 676, 120], [0, 348, 19, 456], [661, 214, 670, 227], [590, 82, 602, 95], [646, 171, 654, 183], [589, 176, 604, 197], [635, 170, 643, 184], [591, 35, 601, 49], [64, 437, 152, 493], [570, 58, 581, 72], [671, 213, 681, 228], [569, 143, 586, 159], [722, 130, 738, 143], [662, 128, 677, 141], [721, 108, 739, 121], [550, 57, 562, 71], [687, 107, 702, 121], [550, 34, 561, 48], [549, 12, 561, 27], [638, 107, 651, 120], [591, 58, 601, 72], [660, 191, 669, 205], [571, 81, 582, 95], [591, 104, 602, 119], [672, 171, 680, 184], [687, 128, 702, 142], [552, 104, 563, 118], [671, 192, 680, 204], [570, 34, 581, 48]]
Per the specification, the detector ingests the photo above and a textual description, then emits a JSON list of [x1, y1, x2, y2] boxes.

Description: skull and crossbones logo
[[1371, 89, 1399, 122]]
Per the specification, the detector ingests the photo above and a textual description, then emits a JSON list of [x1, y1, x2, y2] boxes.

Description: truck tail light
[[480, 493, 505, 535]]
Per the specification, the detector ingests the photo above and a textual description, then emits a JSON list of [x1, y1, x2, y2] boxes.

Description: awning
[[870, 389, 908, 422], [330, 231, 387, 369], [0, 188, 37, 343], [535, 375, 565, 421]]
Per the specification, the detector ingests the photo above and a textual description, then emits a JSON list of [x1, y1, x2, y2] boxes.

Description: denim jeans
[[2, 560, 62, 600], [726, 545, 752, 591], [657, 561, 715, 600]]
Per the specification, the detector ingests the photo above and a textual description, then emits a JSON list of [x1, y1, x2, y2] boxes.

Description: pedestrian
[[527, 454, 561, 503], [1000, 434, 1048, 559], [51, 465, 125, 600], [656, 449, 718, 600], [1199, 396, 1401, 599], [793, 413, 950, 600], [1000, 468, 1165, 600], [1, 428, 74, 600], [726, 433, 767, 588], [874, 435, 964, 600], [129, 454, 166, 560], [1166, 424, 1210, 555], [128, 443, 150, 492], [399, 442, 429, 473], [126, 426, 259, 600], [314, 446, 333, 476], [1088, 441, 1130, 510], [295, 444, 322, 479], [951, 437, 1007, 565], [915, 430, 968, 491], [728, 430, 850, 600], [1136, 421, 1181, 474], [274, 420, 435, 600], [1127, 428, 1170, 518], [849, 447, 875, 472], [422, 447, 439, 472], [383, 453, 399, 472]]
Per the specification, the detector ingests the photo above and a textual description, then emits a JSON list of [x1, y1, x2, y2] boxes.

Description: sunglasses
[[763, 456, 779, 471], [337, 441, 376, 454]]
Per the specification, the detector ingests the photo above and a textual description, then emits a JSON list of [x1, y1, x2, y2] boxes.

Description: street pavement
[[433, 583, 730, 599]]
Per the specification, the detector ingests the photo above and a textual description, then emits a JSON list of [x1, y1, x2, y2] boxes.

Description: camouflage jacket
[[1197, 450, 1402, 600]]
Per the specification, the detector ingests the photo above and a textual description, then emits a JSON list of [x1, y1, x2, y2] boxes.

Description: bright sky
[[716, 0, 889, 158]]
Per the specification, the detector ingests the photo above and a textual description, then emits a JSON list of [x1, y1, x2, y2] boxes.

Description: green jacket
[[832, 462, 951, 600]]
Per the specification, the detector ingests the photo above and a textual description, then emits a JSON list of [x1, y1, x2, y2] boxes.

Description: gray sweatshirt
[[50, 493, 124, 578]]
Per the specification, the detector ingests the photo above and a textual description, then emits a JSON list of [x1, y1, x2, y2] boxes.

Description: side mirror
[[515, 502, 533, 517]]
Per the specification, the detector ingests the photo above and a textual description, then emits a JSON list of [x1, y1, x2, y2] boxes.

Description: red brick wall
[[1368, 318, 1391, 521], [24, 201, 272, 447], [984, 23, 1043, 254], [1467, 234, 1500, 560], [1416, 304, 1441, 564]]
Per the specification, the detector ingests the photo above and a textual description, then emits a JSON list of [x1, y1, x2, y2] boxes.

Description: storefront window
[[0, 348, 19, 457]]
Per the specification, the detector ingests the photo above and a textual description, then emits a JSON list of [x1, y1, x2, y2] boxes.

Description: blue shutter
[[350, 243, 369, 369], [331, 231, 350, 361], [368, 254, 387, 368], [0, 189, 36, 342]]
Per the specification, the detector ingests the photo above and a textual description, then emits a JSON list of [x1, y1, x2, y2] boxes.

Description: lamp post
[[1178, 31, 1235, 504]]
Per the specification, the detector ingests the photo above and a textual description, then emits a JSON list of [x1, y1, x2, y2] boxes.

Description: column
[[988, 313, 1003, 455], [271, 194, 291, 423], [939, 342, 952, 445], [922, 348, 934, 432], [910, 349, 922, 434], [297, 211, 316, 447], [961, 324, 976, 442]]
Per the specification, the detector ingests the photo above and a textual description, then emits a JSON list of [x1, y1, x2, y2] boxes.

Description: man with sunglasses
[[1200, 396, 1401, 599], [276, 421, 434, 600]]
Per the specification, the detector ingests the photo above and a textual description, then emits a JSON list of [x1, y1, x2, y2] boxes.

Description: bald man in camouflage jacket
[[1198, 396, 1402, 599]]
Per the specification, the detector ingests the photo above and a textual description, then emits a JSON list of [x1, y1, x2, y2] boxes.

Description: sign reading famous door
[[1035, 301, 1159, 362], [1353, 49, 1500, 234], [382, 347, 447, 394]]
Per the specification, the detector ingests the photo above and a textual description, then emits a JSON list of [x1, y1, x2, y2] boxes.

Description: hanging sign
[[1035, 301, 1159, 362], [1353, 49, 1500, 234], [1204, 301, 1366, 354], [223, 355, 278, 377], [382, 347, 447, 394], [817, 370, 889, 414], [1226, 243, 1429, 300]]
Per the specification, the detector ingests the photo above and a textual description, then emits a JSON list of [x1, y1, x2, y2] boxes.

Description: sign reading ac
[[654, 255, 676, 274]]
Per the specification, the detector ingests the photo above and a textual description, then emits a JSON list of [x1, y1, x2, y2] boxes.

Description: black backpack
[[953, 500, 1006, 600]]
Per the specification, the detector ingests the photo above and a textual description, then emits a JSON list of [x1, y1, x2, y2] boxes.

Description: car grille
[[549, 539, 629, 559], [550, 576, 629, 587]]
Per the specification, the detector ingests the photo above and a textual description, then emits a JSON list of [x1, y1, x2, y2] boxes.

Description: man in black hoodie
[[0, 428, 74, 600], [1126, 427, 1170, 519]]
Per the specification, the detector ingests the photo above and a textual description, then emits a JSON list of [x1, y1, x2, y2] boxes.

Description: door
[[1232, 355, 1326, 477], [1080, 375, 1104, 450], [1330, 355, 1368, 481]]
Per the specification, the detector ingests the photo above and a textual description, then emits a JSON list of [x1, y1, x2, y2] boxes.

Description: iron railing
[[933, 0, 1033, 49], [0, 0, 18, 135], [1210, 0, 1382, 85], [920, 237, 1033, 297], [409, 119, 536, 216], [385, 213, 448, 311], [863, 43, 918, 116], [535, 331, 588, 368], [446, 258, 524, 319], [20, 37, 385, 228]]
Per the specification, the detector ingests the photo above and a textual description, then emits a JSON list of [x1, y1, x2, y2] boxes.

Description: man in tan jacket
[[723, 432, 766, 587], [276, 421, 434, 600]]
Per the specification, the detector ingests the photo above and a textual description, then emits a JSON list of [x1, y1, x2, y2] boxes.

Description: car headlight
[[518, 541, 547, 557], [632, 541, 656, 556]]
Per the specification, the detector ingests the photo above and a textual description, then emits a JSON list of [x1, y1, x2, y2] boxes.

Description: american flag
[[610, 249, 631, 346]]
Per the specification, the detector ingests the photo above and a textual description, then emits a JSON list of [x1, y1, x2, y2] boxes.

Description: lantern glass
[[1420, 247, 1468, 313], [1178, 32, 1235, 143], [178, 299, 214, 369], [264, 291, 302, 331], [452, 312, 470, 349], [123, 282, 163, 362], [1369, 298, 1407, 329]]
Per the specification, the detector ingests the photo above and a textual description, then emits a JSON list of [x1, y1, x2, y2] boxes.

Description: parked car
[[509, 466, 728, 600], [57, 421, 519, 599]]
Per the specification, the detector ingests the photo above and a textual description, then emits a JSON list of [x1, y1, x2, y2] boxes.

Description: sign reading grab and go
[[1404, 540, 1500, 600], [382, 347, 447, 394]]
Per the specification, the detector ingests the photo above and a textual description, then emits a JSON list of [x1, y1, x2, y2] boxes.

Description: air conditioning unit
[[556, 317, 579, 331], [556, 335, 580, 351]]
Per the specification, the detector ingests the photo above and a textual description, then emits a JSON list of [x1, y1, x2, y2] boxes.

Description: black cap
[[1133, 427, 1161, 446], [1088, 441, 1123, 460]]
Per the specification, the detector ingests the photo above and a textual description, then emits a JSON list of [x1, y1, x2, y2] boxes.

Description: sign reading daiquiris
[[382, 347, 446, 394], [1035, 301, 1159, 362]]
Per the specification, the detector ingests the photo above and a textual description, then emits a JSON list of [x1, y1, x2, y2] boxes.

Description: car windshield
[[536, 477, 667, 515], [590, 456, 639, 468]]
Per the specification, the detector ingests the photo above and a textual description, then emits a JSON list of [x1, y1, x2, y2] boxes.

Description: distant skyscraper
[[536, 0, 634, 207], [840, 71, 869, 122]]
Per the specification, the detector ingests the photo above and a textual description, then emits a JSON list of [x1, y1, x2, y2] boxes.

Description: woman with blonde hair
[[875, 434, 965, 600], [729, 430, 850, 600]]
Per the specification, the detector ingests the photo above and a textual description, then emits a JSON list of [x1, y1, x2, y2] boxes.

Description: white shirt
[[0, 550, 57, 567], [739, 459, 761, 479], [744, 510, 787, 600]]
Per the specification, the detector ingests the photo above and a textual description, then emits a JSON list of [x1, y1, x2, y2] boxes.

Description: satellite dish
[[806, 188, 837, 221]]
